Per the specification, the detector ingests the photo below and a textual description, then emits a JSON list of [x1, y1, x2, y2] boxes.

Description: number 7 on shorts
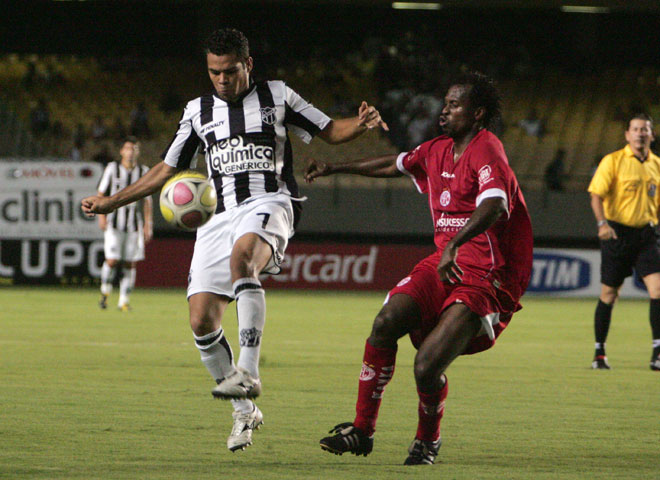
[[256, 213, 271, 229]]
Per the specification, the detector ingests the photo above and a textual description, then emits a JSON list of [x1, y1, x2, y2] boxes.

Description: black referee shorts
[[600, 220, 660, 288]]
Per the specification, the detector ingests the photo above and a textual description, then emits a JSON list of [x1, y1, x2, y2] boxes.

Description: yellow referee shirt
[[588, 145, 660, 227]]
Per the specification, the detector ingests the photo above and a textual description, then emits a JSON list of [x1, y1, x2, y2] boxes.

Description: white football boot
[[227, 405, 264, 452], [212, 368, 262, 399]]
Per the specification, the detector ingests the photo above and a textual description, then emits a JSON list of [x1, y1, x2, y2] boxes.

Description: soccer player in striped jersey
[[96, 136, 152, 311], [82, 28, 388, 452]]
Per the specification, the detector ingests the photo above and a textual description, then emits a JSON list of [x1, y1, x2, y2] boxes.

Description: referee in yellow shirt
[[588, 113, 660, 371]]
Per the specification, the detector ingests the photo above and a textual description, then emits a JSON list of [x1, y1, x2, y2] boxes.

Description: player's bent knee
[[413, 354, 442, 386], [230, 255, 259, 279], [188, 294, 228, 336], [189, 312, 216, 336], [369, 311, 405, 345], [230, 238, 271, 279]]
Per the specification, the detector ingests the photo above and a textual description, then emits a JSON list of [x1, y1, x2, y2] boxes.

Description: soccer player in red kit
[[304, 72, 533, 465]]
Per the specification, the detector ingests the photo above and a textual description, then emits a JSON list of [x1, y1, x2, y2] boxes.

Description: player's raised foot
[[227, 405, 264, 452], [319, 422, 373, 457], [591, 355, 611, 370], [212, 368, 261, 399], [99, 294, 108, 309], [118, 303, 132, 312], [403, 438, 442, 465]]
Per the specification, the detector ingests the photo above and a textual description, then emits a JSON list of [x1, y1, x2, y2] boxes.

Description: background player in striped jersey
[[82, 28, 388, 452], [305, 72, 533, 465], [96, 136, 152, 311]]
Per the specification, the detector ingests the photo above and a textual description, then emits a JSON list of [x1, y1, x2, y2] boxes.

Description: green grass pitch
[[1, 287, 658, 479]]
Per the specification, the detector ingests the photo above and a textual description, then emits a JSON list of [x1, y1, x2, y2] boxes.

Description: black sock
[[650, 299, 660, 360], [594, 300, 613, 356], [650, 299, 660, 339]]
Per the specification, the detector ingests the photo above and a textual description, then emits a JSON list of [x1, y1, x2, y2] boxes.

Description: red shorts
[[387, 252, 519, 355]]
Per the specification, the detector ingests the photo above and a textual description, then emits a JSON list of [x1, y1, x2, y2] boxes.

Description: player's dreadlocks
[[453, 71, 502, 132], [203, 28, 250, 64]]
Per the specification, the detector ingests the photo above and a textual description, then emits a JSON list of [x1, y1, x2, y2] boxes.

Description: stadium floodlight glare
[[560, 5, 611, 13], [392, 2, 442, 10]]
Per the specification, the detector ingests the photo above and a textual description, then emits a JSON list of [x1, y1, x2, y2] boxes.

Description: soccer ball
[[159, 171, 217, 231]]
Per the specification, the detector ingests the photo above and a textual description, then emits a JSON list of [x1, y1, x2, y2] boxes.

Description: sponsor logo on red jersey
[[435, 214, 468, 231]]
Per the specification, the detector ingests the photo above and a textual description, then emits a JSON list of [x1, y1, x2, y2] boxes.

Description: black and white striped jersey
[[97, 162, 150, 232], [161, 80, 331, 214]]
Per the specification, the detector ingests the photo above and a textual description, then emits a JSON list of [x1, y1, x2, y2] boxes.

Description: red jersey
[[397, 129, 533, 305]]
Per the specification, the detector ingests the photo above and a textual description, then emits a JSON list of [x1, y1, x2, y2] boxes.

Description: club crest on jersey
[[478, 165, 493, 187], [440, 190, 451, 206], [649, 183, 657, 197], [260, 107, 277, 125], [208, 135, 275, 175]]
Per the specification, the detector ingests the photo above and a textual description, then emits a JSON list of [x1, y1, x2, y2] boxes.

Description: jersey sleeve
[[396, 141, 431, 194], [161, 100, 202, 169], [471, 138, 514, 216], [96, 163, 114, 196], [283, 84, 331, 144], [587, 154, 614, 198]]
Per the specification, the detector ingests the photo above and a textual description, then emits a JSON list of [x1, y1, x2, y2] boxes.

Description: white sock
[[194, 327, 237, 383], [231, 399, 255, 414], [118, 267, 136, 306], [233, 278, 266, 379], [100, 262, 115, 296]]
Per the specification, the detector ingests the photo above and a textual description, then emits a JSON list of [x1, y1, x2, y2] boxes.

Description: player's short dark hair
[[451, 71, 502, 131], [203, 28, 250, 63], [122, 135, 139, 146], [627, 112, 653, 129]]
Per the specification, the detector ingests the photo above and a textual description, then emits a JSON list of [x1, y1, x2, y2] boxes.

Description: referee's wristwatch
[[597, 220, 608, 227]]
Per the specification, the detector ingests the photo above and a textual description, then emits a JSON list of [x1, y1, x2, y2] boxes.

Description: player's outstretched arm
[[438, 197, 508, 284], [317, 101, 389, 145], [304, 154, 402, 183], [82, 161, 178, 216]]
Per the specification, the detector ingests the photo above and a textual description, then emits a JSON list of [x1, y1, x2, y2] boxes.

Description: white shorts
[[187, 194, 295, 299], [104, 227, 145, 262]]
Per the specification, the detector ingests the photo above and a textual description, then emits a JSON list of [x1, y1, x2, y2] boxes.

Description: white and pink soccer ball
[[159, 171, 217, 231]]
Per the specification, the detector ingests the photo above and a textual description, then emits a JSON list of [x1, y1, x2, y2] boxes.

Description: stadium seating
[[1, 54, 658, 192]]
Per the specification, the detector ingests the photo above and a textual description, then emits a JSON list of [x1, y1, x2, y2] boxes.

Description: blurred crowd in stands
[[2, 29, 660, 192]]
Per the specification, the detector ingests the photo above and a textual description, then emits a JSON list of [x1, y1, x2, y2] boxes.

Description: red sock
[[416, 377, 448, 442], [353, 340, 397, 436]]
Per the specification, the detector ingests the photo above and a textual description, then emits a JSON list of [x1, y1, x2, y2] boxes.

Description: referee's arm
[[590, 193, 617, 240]]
